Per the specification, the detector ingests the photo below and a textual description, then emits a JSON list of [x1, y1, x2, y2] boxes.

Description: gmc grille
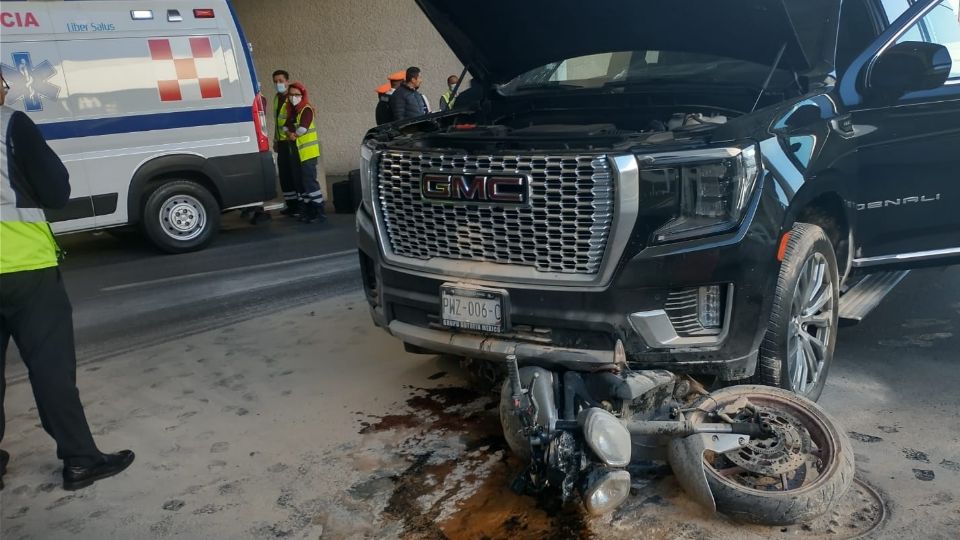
[[376, 151, 615, 274]]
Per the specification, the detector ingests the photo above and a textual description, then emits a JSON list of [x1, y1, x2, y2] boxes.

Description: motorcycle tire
[[689, 385, 854, 525]]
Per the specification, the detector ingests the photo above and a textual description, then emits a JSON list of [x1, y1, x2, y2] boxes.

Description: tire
[[694, 385, 855, 525], [499, 378, 532, 461], [141, 180, 220, 254], [755, 223, 839, 401], [461, 357, 506, 395]]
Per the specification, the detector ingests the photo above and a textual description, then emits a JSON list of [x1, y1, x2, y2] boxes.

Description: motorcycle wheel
[[689, 385, 854, 525]]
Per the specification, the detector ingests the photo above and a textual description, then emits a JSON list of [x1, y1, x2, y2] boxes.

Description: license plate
[[441, 285, 507, 333]]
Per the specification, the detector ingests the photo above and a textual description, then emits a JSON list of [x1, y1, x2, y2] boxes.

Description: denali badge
[[421, 173, 528, 204], [855, 193, 941, 211]]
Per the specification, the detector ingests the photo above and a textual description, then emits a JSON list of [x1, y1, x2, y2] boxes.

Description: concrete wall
[[233, 0, 464, 187]]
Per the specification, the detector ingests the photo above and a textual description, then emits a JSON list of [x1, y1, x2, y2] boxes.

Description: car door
[[841, 0, 960, 269]]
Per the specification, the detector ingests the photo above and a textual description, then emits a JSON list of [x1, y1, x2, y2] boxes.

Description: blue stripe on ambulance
[[38, 106, 251, 141]]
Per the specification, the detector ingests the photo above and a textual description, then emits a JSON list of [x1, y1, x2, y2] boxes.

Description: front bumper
[[357, 174, 784, 381]]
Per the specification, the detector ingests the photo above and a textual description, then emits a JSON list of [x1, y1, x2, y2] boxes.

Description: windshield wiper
[[513, 82, 584, 92], [602, 78, 680, 88]]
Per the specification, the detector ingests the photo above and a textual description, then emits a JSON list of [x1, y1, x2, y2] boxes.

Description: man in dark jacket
[[390, 67, 428, 121], [0, 75, 134, 491]]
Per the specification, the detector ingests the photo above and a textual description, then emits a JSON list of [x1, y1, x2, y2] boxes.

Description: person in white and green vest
[[439, 74, 460, 111], [0, 74, 134, 491]]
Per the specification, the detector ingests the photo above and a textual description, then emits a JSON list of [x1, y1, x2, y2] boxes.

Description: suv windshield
[[499, 50, 786, 94]]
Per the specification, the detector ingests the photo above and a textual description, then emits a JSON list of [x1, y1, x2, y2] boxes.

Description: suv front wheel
[[756, 223, 839, 402]]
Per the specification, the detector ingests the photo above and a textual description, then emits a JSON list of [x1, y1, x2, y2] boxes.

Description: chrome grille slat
[[376, 151, 615, 274], [665, 290, 706, 336]]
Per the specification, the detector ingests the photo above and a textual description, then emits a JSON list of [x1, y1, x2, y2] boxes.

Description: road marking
[[101, 249, 357, 292]]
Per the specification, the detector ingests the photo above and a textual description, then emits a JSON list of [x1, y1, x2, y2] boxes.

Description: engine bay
[[381, 107, 739, 152]]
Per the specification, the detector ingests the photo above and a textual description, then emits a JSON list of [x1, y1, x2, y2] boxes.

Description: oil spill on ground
[[438, 455, 593, 540], [357, 385, 592, 539]]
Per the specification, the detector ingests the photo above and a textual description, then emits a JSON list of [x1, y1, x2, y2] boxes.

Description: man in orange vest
[[376, 71, 405, 125]]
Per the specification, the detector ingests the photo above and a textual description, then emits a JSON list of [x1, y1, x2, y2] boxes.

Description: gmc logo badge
[[421, 174, 528, 204]]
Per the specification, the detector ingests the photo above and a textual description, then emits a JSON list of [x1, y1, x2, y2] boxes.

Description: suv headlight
[[645, 146, 759, 243], [359, 142, 377, 213]]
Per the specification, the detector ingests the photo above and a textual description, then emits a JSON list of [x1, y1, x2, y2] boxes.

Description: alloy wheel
[[787, 252, 834, 396]]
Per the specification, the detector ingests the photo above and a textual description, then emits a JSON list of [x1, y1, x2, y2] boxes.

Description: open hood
[[416, 0, 840, 84]]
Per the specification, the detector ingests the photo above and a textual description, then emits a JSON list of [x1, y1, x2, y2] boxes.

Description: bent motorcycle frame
[[503, 352, 765, 514]]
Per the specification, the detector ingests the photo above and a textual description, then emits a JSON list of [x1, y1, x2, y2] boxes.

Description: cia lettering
[[1, 11, 40, 28]]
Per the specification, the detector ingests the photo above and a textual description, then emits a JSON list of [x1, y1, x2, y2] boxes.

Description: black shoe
[[299, 205, 318, 223], [0, 449, 9, 490], [300, 204, 326, 224], [280, 200, 300, 217], [63, 450, 135, 491]]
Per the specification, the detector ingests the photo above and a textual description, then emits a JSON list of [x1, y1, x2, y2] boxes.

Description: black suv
[[357, 0, 960, 400]]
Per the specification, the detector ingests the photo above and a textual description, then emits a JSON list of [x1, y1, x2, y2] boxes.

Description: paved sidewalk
[[1, 282, 958, 539]]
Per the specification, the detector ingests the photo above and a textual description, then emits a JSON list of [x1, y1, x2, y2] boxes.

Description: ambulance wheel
[[142, 180, 220, 254]]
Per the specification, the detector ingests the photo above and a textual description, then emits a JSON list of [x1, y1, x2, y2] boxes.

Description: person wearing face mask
[[271, 69, 299, 217], [439, 75, 459, 111], [283, 82, 325, 224], [389, 67, 428, 121]]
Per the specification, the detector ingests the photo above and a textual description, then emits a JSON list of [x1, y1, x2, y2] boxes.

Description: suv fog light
[[579, 408, 631, 467], [582, 468, 632, 515], [698, 285, 722, 329]]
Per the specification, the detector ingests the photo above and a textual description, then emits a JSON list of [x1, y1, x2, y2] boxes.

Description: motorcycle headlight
[[579, 408, 631, 468], [582, 468, 632, 515], [359, 142, 377, 214], [647, 146, 759, 243]]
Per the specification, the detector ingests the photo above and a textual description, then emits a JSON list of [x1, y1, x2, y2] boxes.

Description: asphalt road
[[2, 214, 959, 538], [7, 212, 361, 380]]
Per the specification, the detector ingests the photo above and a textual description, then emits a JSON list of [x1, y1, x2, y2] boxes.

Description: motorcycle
[[499, 341, 854, 525]]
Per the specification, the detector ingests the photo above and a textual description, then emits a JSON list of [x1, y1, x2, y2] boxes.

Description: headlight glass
[[582, 468, 632, 515], [647, 146, 759, 243], [359, 142, 377, 213], [580, 408, 631, 467]]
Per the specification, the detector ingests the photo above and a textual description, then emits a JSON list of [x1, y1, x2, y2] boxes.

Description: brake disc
[[723, 406, 812, 476]]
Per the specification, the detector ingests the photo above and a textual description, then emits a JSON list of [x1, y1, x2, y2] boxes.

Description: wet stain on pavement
[[356, 385, 592, 539], [902, 448, 930, 463], [848, 432, 883, 443], [940, 459, 960, 473], [162, 499, 186, 511]]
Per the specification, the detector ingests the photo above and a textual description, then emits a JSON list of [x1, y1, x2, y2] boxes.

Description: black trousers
[[289, 154, 322, 207], [276, 141, 298, 201], [0, 266, 100, 464]]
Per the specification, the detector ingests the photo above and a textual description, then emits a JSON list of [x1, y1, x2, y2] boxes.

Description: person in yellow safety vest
[[439, 74, 460, 111], [0, 75, 134, 491], [271, 69, 300, 217], [282, 81, 325, 224]]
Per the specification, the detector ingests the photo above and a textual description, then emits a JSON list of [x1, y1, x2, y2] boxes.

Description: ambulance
[[0, 0, 276, 252]]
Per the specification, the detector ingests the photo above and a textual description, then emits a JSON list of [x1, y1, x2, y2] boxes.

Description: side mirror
[[865, 41, 952, 101]]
